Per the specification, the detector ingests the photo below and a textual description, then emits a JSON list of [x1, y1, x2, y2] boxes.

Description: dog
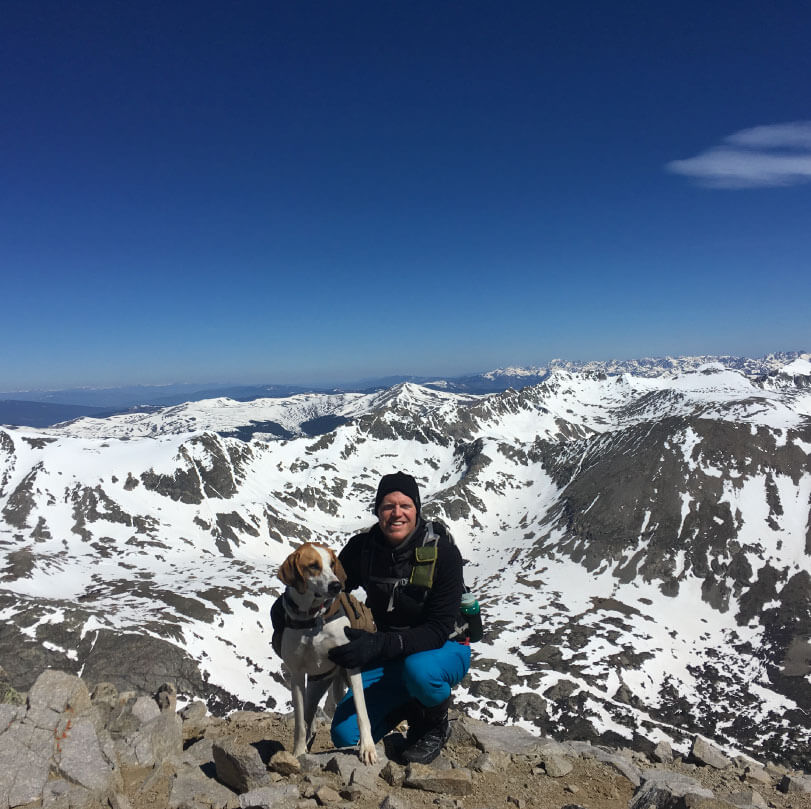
[[275, 542, 377, 764]]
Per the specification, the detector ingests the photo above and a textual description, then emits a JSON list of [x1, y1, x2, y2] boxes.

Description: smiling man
[[329, 472, 471, 764]]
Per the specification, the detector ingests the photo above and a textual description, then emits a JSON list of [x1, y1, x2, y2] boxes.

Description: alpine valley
[[1, 354, 809, 769]]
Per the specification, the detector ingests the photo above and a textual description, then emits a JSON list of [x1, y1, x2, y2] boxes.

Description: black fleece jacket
[[338, 518, 464, 659]]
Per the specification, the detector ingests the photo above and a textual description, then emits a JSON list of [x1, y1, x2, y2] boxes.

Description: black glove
[[328, 628, 392, 670]]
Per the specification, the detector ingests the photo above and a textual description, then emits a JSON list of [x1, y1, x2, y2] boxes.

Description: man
[[328, 472, 470, 764]]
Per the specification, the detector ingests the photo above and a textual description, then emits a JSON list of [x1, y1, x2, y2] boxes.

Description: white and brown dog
[[276, 542, 377, 764]]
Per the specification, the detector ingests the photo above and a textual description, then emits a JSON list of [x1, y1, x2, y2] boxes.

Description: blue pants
[[331, 641, 471, 747]]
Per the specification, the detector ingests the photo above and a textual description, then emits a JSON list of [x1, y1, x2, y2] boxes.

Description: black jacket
[[338, 518, 465, 659]]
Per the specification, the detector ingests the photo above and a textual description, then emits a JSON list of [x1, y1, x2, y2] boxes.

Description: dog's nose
[[328, 580, 342, 595]]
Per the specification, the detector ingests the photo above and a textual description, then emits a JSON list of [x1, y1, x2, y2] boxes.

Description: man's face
[[377, 491, 418, 544]]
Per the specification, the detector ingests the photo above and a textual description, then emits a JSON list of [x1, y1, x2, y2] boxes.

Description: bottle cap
[[460, 592, 476, 607]]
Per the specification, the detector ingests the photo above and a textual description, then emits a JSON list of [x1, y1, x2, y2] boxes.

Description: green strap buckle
[[410, 545, 438, 588]]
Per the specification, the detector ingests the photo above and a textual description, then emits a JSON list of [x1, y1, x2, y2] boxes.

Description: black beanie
[[373, 472, 421, 514]]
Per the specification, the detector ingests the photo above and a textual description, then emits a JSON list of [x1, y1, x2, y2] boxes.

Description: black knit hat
[[373, 472, 421, 514]]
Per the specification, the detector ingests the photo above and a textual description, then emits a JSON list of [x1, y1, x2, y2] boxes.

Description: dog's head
[[278, 542, 347, 600]]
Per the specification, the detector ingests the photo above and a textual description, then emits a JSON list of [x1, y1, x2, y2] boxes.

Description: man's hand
[[328, 628, 387, 670]]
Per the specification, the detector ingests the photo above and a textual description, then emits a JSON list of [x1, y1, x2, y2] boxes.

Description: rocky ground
[[2, 668, 811, 809], [130, 705, 811, 809]]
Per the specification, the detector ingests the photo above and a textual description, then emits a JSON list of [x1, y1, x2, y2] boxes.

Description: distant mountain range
[[1, 351, 805, 428], [1, 353, 810, 767]]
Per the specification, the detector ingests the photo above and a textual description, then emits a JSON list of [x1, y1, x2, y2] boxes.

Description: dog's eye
[[308, 562, 321, 573]]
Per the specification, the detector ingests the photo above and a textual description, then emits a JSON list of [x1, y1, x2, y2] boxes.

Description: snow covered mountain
[[1, 357, 809, 767], [2, 351, 803, 427]]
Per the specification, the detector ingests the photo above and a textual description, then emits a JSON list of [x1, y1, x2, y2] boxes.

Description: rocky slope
[[2, 668, 810, 809], [0, 358, 809, 770]]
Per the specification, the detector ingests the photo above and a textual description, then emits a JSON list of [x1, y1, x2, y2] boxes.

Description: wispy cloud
[[666, 122, 811, 188]]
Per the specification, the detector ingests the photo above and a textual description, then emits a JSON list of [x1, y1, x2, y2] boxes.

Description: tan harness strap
[[338, 591, 377, 633]]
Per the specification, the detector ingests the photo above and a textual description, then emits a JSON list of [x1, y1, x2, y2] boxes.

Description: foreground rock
[[1, 668, 810, 809]]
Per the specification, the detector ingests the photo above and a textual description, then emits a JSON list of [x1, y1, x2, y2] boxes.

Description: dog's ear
[[333, 553, 347, 586], [278, 550, 301, 588]]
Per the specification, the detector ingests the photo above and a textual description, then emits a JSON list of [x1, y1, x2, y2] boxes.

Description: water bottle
[[460, 592, 483, 643]]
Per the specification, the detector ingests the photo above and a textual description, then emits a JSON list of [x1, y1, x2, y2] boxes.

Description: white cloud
[[666, 121, 811, 188]]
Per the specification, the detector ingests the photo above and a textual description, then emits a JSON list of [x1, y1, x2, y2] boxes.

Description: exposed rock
[[742, 763, 772, 786], [505, 691, 548, 722], [156, 681, 178, 713], [653, 740, 675, 763], [379, 796, 410, 809], [0, 670, 119, 808], [379, 760, 405, 787], [403, 762, 473, 795], [238, 784, 299, 808], [691, 735, 733, 769], [716, 787, 769, 809], [119, 710, 183, 768], [541, 752, 574, 777], [213, 737, 272, 793], [314, 784, 342, 804], [631, 769, 715, 809], [456, 715, 547, 755], [132, 693, 161, 724], [169, 762, 240, 809], [778, 773, 811, 794], [470, 748, 511, 773], [269, 750, 302, 775], [1, 666, 810, 809]]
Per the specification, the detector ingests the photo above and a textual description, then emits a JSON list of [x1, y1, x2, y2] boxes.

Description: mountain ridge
[[1, 352, 805, 428], [0, 356, 809, 769]]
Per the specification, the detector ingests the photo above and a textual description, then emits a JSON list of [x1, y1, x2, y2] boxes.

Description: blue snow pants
[[331, 641, 471, 747]]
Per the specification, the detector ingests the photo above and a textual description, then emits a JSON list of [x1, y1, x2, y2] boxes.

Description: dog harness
[[271, 591, 375, 658]]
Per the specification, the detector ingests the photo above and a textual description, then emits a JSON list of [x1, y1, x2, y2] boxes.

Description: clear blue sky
[[2, 1, 810, 390]]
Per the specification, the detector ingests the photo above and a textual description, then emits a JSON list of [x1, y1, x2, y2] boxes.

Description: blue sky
[[2, 1, 810, 390]]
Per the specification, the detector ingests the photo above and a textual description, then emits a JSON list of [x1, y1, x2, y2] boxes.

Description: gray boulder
[[541, 752, 573, 777], [653, 740, 675, 763], [778, 773, 811, 794], [268, 750, 301, 776], [213, 738, 271, 793], [131, 694, 161, 725], [156, 681, 177, 713], [691, 735, 732, 769], [468, 750, 511, 773], [40, 777, 98, 809], [379, 796, 410, 809], [238, 784, 299, 809], [716, 787, 769, 809], [117, 710, 183, 768], [630, 769, 715, 809], [456, 714, 547, 755], [169, 763, 240, 809], [348, 761, 383, 793], [403, 762, 473, 796], [741, 764, 772, 786], [57, 713, 121, 793], [0, 670, 119, 809]]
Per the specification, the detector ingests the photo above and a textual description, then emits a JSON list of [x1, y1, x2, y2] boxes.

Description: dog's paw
[[359, 742, 378, 765]]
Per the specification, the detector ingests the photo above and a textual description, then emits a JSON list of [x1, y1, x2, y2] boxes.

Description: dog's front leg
[[290, 672, 309, 756], [347, 668, 377, 764]]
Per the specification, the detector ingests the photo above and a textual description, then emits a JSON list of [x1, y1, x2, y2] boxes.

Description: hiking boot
[[401, 698, 451, 764]]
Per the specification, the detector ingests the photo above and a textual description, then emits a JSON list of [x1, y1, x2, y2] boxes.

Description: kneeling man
[[328, 472, 470, 764]]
